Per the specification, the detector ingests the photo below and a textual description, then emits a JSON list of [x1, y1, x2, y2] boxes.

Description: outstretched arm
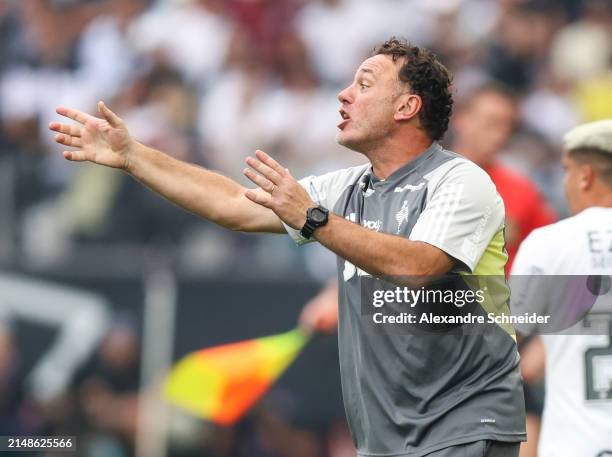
[[49, 102, 285, 233], [242, 150, 455, 279]]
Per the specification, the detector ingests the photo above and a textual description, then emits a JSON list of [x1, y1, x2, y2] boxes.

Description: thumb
[[63, 150, 93, 162], [244, 189, 273, 208], [98, 101, 123, 128]]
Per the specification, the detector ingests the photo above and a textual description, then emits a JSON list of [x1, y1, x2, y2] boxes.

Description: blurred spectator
[[570, 1, 612, 121], [550, 0, 611, 84], [128, 0, 230, 87], [296, 0, 380, 87], [520, 80, 580, 147], [0, 0, 142, 197], [76, 316, 141, 457], [483, 1, 562, 92], [226, 0, 302, 69], [0, 2, 21, 73], [503, 130, 568, 214], [296, 0, 433, 88], [450, 84, 556, 272], [0, 324, 31, 436]]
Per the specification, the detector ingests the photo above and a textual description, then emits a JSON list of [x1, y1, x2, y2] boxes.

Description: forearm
[[313, 214, 453, 279], [126, 142, 283, 232], [50, 102, 281, 232]]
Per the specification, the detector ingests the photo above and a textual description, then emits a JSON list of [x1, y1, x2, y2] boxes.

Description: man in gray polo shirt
[[49, 38, 525, 456]]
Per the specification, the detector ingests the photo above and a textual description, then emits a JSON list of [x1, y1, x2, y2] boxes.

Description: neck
[[573, 187, 612, 214], [366, 133, 433, 180], [584, 192, 612, 211]]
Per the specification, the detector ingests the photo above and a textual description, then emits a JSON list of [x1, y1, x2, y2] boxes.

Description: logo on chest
[[395, 200, 410, 234], [394, 181, 425, 193], [362, 219, 382, 231]]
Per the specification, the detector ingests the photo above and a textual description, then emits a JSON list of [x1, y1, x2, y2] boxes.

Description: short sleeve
[[283, 164, 370, 246], [409, 160, 505, 272]]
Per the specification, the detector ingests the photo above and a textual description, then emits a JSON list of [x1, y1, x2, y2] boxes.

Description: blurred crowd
[[0, 0, 610, 277], [0, 0, 611, 456]]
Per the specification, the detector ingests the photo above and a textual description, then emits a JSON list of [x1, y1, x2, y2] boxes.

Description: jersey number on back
[[584, 313, 612, 401]]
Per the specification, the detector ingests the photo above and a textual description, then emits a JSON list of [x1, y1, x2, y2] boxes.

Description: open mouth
[[338, 109, 350, 130]]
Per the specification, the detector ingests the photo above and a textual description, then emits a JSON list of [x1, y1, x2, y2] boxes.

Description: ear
[[394, 94, 422, 122], [578, 163, 595, 191]]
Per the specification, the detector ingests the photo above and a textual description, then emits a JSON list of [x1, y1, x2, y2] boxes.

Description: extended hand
[[299, 281, 339, 334], [243, 150, 315, 230], [48, 101, 134, 170]]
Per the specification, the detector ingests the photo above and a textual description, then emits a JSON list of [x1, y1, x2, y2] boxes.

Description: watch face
[[311, 208, 326, 223]]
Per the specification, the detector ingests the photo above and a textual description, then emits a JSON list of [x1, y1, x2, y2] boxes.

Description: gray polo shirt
[[284, 143, 526, 456]]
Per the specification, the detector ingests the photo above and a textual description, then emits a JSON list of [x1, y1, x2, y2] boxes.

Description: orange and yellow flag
[[164, 328, 308, 425]]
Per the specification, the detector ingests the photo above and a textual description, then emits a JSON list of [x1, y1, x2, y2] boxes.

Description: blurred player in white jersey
[[511, 119, 612, 457]]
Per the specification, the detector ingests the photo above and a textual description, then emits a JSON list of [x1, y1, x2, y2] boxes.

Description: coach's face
[[336, 55, 419, 153]]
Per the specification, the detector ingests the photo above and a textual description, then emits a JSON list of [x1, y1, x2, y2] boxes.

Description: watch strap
[[300, 219, 318, 239], [300, 206, 329, 239]]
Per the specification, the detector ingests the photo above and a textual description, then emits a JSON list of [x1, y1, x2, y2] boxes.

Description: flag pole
[[136, 251, 177, 457]]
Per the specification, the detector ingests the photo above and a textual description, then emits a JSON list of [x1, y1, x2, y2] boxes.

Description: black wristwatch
[[300, 206, 329, 239]]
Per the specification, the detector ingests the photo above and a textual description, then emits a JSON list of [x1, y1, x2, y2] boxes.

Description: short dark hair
[[568, 147, 612, 187], [373, 38, 453, 141]]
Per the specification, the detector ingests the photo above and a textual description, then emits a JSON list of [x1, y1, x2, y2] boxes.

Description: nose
[[337, 85, 353, 104]]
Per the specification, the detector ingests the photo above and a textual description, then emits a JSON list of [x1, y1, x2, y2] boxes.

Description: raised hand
[[49, 101, 134, 170], [243, 150, 315, 230]]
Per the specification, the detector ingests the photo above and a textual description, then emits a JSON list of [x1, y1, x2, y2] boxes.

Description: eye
[[359, 83, 369, 90]]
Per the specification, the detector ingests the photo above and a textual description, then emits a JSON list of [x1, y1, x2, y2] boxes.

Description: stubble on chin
[[336, 132, 362, 153]]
